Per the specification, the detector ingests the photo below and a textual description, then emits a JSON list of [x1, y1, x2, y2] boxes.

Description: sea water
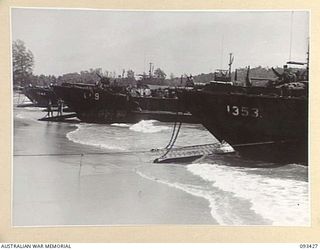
[[65, 120, 309, 226], [13, 93, 309, 226]]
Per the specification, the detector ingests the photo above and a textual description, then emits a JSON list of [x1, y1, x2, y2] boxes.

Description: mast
[[228, 53, 234, 79], [289, 11, 294, 61], [220, 35, 224, 69], [306, 37, 309, 72], [149, 62, 153, 78]]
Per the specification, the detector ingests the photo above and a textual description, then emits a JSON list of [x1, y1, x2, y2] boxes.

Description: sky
[[11, 8, 309, 77]]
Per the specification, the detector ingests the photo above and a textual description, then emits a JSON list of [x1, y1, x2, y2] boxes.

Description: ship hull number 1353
[[226, 105, 261, 118]]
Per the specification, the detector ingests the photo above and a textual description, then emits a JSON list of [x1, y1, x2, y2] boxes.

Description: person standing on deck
[[47, 99, 53, 117], [57, 99, 63, 116]]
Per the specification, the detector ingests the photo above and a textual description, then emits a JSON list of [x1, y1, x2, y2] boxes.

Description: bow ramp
[[153, 143, 235, 163]]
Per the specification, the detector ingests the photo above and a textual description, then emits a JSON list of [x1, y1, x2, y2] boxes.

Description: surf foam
[[129, 120, 170, 133], [66, 124, 127, 151], [186, 163, 309, 226], [111, 123, 131, 128], [136, 170, 226, 224]]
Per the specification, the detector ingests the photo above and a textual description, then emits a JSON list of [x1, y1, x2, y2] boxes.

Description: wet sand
[[13, 116, 216, 226]]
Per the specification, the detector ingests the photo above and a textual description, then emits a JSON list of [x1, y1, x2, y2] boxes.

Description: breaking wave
[[66, 124, 127, 151], [111, 123, 131, 128], [186, 163, 309, 226], [129, 120, 171, 133]]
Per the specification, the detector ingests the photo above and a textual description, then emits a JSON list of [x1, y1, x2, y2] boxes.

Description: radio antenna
[[220, 35, 224, 69], [289, 11, 294, 61]]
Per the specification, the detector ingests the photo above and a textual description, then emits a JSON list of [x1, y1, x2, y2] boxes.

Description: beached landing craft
[[178, 56, 308, 164], [52, 78, 197, 124], [23, 85, 58, 107]]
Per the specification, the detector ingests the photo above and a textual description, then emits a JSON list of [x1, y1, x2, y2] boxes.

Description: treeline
[[193, 66, 284, 85], [12, 39, 138, 87], [21, 70, 101, 86], [18, 66, 285, 88], [12, 39, 284, 88], [167, 66, 284, 87]]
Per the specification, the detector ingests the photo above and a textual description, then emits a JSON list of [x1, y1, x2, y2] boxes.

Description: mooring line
[[155, 121, 182, 162], [165, 120, 178, 149], [13, 150, 151, 157]]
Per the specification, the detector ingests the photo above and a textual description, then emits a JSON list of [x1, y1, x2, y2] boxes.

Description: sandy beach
[[13, 112, 216, 226], [13, 105, 309, 226]]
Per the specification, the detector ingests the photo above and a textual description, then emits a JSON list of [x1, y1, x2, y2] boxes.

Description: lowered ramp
[[153, 143, 235, 163]]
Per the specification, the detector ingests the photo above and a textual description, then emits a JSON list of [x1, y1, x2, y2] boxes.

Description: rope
[[156, 121, 182, 161], [232, 139, 299, 147], [168, 122, 182, 151], [78, 154, 83, 188], [154, 86, 187, 160], [165, 86, 187, 150], [165, 120, 178, 149], [13, 149, 151, 157]]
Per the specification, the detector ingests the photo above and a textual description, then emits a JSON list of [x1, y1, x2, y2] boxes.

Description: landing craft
[[178, 54, 308, 164], [52, 72, 197, 124], [23, 85, 58, 107]]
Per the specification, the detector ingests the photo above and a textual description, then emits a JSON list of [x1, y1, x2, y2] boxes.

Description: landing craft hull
[[52, 85, 197, 123], [23, 86, 58, 107], [52, 85, 129, 123], [179, 84, 308, 164]]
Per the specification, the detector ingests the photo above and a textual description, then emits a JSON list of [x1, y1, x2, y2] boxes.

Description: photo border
[[1, 0, 319, 243]]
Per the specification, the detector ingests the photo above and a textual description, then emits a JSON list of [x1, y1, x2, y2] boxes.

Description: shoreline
[[13, 112, 217, 226]]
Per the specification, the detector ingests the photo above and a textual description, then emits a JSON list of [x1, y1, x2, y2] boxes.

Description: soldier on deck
[[185, 75, 195, 87], [282, 65, 291, 83], [57, 99, 63, 116], [47, 99, 53, 117]]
